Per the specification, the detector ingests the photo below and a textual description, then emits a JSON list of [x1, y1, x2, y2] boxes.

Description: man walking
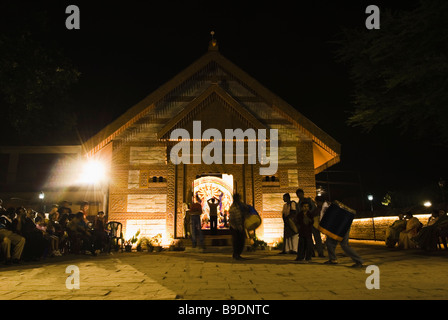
[[325, 228, 364, 268], [312, 196, 326, 257]]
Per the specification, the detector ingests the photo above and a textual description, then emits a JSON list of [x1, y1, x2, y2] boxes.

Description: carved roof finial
[[208, 30, 218, 51]]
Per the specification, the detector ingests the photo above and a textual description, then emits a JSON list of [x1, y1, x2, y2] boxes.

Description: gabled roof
[[83, 41, 341, 173], [157, 84, 267, 141]]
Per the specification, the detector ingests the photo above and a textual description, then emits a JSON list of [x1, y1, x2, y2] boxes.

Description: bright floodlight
[[39, 191, 45, 199], [424, 201, 432, 207], [367, 194, 373, 201], [79, 159, 107, 184]]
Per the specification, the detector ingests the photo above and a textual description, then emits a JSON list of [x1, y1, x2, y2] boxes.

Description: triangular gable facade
[[86, 41, 341, 244], [84, 42, 340, 174]]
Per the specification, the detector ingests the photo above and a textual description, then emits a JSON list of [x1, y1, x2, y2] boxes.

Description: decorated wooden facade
[[83, 40, 341, 245]]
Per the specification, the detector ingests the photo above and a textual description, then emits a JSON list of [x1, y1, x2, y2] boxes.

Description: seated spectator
[[413, 209, 448, 251], [58, 212, 70, 229], [427, 209, 439, 226], [67, 212, 96, 256], [51, 209, 69, 254], [58, 200, 73, 219], [34, 210, 46, 224], [14, 207, 50, 261], [0, 208, 26, 264], [398, 212, 422, 249], [25, 208, 36, 222], [37, 205, 61, 257], [49, 206, 64, 239], [78, 201, 90, 222], [385, 213, 407, 248], [437, 210, 448, 249]]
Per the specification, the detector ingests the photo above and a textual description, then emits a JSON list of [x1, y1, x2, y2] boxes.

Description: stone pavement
[[1, 240, 447, 301]]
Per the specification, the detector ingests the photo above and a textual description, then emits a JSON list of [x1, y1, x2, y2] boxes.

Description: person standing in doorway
[[208, 198, 219, 235]]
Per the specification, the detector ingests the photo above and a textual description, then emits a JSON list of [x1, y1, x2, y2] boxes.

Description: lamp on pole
[[39, 191, 45, 213], [368, 194, 376, 241]]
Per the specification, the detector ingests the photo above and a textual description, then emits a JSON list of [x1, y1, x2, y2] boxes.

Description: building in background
[[0, 40, 340, 245]]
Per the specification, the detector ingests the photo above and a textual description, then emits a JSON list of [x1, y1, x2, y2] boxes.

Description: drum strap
[[318, 225, 343, 241]]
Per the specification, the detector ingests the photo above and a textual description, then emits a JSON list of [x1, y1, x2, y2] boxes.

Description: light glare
[[78, 160, 107, 184]]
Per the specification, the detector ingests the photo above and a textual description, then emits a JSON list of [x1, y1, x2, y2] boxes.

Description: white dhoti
[[284, 234, 298, 253]]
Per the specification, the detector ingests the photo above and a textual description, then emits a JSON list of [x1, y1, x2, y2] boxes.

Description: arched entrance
[[192, 174, 233, 230]]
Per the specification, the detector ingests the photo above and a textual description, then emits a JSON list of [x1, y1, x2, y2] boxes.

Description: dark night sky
[[8, 1, 448, 206]]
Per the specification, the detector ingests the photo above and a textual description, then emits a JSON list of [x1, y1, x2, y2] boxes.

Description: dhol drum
[[244, 205, 262, 231], [318, 201, 356, 241]]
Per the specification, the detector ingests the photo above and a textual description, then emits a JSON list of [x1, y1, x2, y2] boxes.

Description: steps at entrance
[[181, 232, 253, 254], [206, 235, 230, 247], [183, 234, 231, 247]]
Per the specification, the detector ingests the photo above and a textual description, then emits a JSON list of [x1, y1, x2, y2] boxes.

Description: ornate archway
[[193, 174, 233, 230]]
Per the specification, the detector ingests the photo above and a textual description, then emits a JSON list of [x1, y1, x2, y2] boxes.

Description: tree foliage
[[337, 0, 448, 147], [0, 2, 80, 145]]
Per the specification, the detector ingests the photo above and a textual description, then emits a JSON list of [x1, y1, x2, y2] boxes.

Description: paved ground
[[1, 240, 447, 301]]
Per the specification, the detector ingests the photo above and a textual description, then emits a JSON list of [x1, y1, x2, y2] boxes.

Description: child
[[295, 201, 314, 263]]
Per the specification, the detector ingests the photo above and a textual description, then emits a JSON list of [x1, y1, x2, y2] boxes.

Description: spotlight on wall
[[78, 159, 107, 184]]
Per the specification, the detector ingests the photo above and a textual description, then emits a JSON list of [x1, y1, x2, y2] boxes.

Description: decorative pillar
[[296, 140, 316, 198]]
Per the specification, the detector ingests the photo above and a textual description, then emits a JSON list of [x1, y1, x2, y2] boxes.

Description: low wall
[[349, 214, 430, 241]]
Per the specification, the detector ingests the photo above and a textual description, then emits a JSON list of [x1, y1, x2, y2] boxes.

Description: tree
[[0, 2, 80, 145], [336, 1, 448, 147]]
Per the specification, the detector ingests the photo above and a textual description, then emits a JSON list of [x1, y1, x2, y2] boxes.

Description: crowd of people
[[279, 188, 363, 267], [183, 188, 364, 266], [386, 208, 448, 250], [4, 191, 445, 267], [0, 200, 111, 265], [227, 188, 364, 267]]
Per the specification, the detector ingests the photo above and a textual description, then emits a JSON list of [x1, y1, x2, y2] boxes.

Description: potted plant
[[150, 233, 163, 252], [124, 230, 140, 252], [136, 236, 150, 252], [136, 237, 153, 252], [250, 236, 268, 251], [169, 239, 186, 251]]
